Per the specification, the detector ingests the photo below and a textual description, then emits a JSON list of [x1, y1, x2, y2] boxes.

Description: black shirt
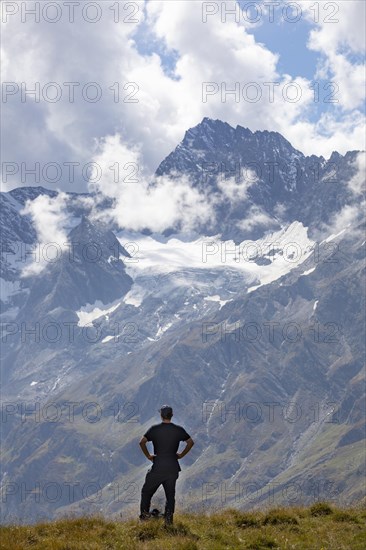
[[144, 422, 191, 473]]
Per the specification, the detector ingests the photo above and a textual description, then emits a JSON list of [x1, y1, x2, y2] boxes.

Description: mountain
[[0, 119, 365, 523], [156, 118, 360, 240], [21, 216, 132, 315]]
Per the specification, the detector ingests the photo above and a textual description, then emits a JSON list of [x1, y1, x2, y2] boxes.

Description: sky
[[1, 0, 365, 194]]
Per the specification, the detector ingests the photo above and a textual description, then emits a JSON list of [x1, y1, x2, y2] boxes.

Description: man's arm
[[139, 436, 155, 461], [177, 437, 194, 459]]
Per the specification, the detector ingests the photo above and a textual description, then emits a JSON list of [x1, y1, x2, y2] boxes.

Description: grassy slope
[[0, 503, 365, 549]]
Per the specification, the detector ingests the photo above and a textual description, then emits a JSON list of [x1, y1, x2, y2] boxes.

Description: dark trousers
[[140, 468, 179, 516]]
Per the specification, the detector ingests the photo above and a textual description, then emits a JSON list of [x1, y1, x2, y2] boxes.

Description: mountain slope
[[0, 119, 364, 523]]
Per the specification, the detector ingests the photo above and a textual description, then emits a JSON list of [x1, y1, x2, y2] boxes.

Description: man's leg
[[140, 470, 163, 518], [162, 473, 179, 524]]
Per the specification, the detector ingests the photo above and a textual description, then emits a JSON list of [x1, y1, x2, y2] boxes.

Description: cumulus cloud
[[315, 151, 366, 240], [320, 203, 365, 240], [89, 134, 214, 232], [278, 110, 365, 159], [274, 202, 287, 221], [217, 167, 258, 201], [300, 0, 365, 111], [21, 192, 70, 276], [237, 205, 274, 232], [144, 1, 316, 146], [348, 152, 366, 196]]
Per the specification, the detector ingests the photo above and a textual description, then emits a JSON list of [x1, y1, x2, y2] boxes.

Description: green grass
[[0, 503, 365, 549]]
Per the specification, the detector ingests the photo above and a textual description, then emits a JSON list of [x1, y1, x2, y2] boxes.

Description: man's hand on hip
[[176, 438, 194, 460]]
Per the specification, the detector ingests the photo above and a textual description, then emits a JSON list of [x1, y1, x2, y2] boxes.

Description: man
[[139, 405, 194, 525]]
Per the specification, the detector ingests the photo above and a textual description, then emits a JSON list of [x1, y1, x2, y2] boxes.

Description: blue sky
[[248, 14, 318, 79]]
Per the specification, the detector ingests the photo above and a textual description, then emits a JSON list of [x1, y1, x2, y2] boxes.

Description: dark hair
[[160, 405, 173, 419]]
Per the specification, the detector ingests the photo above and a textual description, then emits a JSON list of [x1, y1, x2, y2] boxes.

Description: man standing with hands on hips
[[139, 405, 194, 525]]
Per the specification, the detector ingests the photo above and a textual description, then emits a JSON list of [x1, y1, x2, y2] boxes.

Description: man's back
[[144, 422, 191, 472]]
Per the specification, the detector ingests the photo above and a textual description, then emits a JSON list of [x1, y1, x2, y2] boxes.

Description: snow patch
[[51, 376, 61, 392], [302, 267, 315, 276], [76, 300, 121, 327], [247, 222, 315, 292], [116, 223, 314, 297], [156, 322, 173, 338], [321, 170, 337, 182], [204, 295, 232, 309], [119, 221, 313, 277], [101, 335, 114, 344], [123, 285, 146, 308]]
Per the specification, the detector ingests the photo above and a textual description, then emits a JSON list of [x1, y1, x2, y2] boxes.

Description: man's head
[[159, 405, 173, 420]]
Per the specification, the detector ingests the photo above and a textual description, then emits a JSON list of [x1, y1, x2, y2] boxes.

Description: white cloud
[[315, 151, 366, 240], [21, 192, 70, 276], [217, 167, 258, 201], [237, 205, 274, 232], [282, 110, 365, 158], [90, 134, 214, 232], [320, 203, 365, 241], [274, 202, 287, 220], [144, 1, 315, 138], [301, 1, 365, 53], [300, 0, 365, 111], [348, 152, 366, 196]]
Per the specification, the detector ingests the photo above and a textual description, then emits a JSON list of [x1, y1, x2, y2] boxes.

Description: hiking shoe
[[139, 512, 151, 521]]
